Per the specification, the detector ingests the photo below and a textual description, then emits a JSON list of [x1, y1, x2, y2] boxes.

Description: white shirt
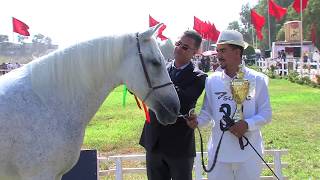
[[197, 67, 272, 162]]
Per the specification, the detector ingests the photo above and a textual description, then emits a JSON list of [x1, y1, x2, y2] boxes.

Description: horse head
[[122, 24, 180, 125]]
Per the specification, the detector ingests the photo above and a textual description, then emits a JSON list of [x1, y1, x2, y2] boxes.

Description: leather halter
[[135, 33, 173, 102]]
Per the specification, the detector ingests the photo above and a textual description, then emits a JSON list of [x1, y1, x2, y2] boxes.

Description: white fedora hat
[[216, 30, 248, 49]]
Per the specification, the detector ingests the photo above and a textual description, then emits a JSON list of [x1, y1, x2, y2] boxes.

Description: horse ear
[[140, 23, 163, 40]]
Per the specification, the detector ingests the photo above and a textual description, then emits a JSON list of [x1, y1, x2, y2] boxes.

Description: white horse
[[0, 24, 180, 180]]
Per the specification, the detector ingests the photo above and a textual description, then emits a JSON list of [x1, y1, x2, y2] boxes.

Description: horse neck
[[30, 35, 129, 119]]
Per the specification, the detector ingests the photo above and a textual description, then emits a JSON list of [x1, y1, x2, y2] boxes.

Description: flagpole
[[268, 0, 271, 50], [252, 26, 255, 48], [207, 36, 210, 51], [256, 34, 258, 49], [12, 17, 14, 43], [300, 0, 304, 75]]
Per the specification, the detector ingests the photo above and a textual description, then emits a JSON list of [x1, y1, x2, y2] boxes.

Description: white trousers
[[207, 155, 262, 180]]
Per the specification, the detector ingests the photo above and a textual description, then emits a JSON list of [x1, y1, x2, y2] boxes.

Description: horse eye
[[148, 58, 161, 66]]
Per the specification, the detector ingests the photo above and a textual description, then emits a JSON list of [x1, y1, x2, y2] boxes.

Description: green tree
[[302, 0, 320, 48], [32, 33, 52, 46], [17, 35, 28, 44], [0, 35, 9, 42], [228, 21, 241, 31], [239, 3, 254, 45], [228, 3, 254, 47], [234, 0, 320, 51]]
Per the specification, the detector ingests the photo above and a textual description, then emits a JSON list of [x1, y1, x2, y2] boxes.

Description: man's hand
[[186, 114, 198, 129], [229, 120, 248, 138]]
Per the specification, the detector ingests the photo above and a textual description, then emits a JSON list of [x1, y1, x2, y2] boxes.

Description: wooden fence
[[99, 149, 288, 180], [256, 57, 320, 79]]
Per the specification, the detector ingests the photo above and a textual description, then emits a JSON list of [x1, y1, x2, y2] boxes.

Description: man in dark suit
[[139, 30, 207, 180]]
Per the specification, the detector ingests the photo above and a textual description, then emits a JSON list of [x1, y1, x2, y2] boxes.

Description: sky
[[0, 0, 258, 47]]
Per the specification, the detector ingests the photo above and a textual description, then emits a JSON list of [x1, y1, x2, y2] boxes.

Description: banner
[[12, 17, 30, 36]]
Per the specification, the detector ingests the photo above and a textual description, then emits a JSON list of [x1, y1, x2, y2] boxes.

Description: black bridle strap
[[136, 33, 153, 89], [143, 82, 173, 102], [135, 33, 172, 102]]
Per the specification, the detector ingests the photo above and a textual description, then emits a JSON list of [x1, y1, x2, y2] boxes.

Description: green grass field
[[83, 79, 320, 179]]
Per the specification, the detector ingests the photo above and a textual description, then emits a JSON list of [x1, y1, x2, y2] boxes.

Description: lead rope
[[197, 126, 225, 172], [182, 108, 280, 179], [179, 109, 229, 172], [197, 107, 235, 173]]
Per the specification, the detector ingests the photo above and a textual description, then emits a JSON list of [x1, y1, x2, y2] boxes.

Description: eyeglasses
[[175, 41, 196, 51]]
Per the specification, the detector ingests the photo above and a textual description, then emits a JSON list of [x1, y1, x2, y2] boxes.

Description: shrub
[[295, 79, 304, 85], [309, 81, 318, 88], [301, 76, 312, 84], [248, 65, 261, 72], [266, 65, 277, 79], [287, 71, 299, 83], [316, 74, 320, 85]]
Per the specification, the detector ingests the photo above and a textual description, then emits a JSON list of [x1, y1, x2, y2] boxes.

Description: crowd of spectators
[[193, 55, 219, 72], [0, 62, 22, 75]]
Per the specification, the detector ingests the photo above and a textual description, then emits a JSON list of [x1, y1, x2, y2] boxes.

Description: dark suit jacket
[[139, 61, 207, 157]]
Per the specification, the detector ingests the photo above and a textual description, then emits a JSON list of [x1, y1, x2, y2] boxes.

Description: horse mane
[[29, 34, 131, 105]]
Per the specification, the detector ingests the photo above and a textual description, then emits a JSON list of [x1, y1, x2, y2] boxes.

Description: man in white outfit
[[187, 30, 272, 180]]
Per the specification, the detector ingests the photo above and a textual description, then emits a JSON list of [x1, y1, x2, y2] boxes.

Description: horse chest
[[0, 78, 85, 177]]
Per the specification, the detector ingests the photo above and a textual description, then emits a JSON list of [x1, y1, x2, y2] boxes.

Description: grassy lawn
[[83, 79, 320, 179]]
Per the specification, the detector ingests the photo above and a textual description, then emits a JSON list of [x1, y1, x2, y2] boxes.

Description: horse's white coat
[[0, 25, 180, 180]]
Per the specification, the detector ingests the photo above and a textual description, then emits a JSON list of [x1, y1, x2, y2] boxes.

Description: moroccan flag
[[157, 24, 168, 41], [149, 15, 159, 27], [12, 17, 30, 36], [251, 9, 265, 40], [256, 30, 264, 40], [193, 17, 219, 41], [149, 15, 168, 41], [193, 16, 204, 35], [292, 0, 309, 13], [207, 22, 220, 42], [311, 23, 316, 45], [269, 0, 287, 21], [202, 21, 210, 38]]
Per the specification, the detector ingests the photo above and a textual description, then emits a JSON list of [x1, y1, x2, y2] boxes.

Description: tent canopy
[[202, 50, 217, 56]]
